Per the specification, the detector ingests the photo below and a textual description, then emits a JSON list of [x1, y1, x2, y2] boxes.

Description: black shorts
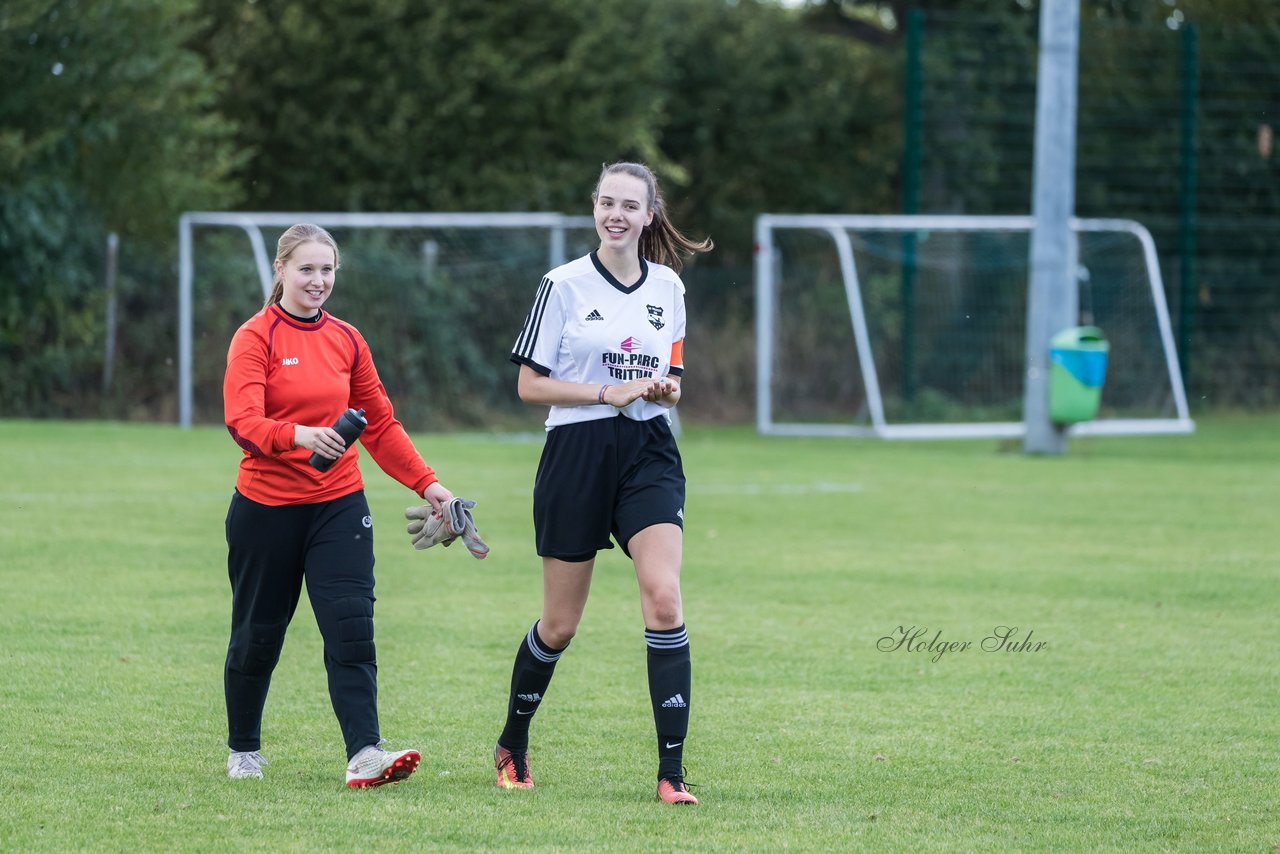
[[532, 415, 685, 562]]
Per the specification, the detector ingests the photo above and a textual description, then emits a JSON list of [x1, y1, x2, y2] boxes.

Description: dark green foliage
[[172, 0, 903, 427], [189, 0, 899, 252], [189, 0, 674, 213], [0, 0, 241, 418], [1, 0, 242, 239], [904, 9, 1280, 406], [0, 180, 104, 415], [2, 0, 1276, 422], [658, 1, 900, 265]]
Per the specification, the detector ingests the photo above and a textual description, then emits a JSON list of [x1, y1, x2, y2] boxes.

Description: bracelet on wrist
[[598, 384, 610, 405]]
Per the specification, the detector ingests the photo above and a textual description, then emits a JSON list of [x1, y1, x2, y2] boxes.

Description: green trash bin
[[1049, 326, 1109, 424]]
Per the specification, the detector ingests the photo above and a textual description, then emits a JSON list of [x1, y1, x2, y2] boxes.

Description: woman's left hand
[[642, 377, 681, 407]]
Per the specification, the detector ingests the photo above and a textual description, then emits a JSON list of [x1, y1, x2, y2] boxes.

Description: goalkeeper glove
[[405, 501, 456, 550], [405, 497, 489, 559]]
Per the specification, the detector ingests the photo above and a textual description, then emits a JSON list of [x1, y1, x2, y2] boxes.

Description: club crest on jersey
[[646, 304, 665, 330], [620, 336, 642, 353]]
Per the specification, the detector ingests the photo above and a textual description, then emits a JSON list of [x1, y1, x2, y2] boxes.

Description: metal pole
[[1177, 23, 1199, 393], [178, 215, 193, 428], [755, 216, 774, 435], [900, 9, 924, 405], [422, 239, 439, 285], [1023, 0, 1081, 455], [550, 222, 566, 270], [102, 232, 119, 394]]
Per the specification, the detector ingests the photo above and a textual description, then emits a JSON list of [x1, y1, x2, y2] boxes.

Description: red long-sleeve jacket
[[223, 305, 437, 505]]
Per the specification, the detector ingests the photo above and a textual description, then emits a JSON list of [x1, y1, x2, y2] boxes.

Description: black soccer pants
[[224, 490, 380, 760]]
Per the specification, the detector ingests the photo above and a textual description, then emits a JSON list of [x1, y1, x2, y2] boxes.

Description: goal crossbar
[[177, 211, 592, 429]]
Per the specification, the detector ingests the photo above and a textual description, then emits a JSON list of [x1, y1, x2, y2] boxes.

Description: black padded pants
[[224, 489, 379, 760]]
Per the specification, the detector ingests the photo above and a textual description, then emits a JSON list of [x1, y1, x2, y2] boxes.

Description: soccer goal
[[755, 214, 1193, 439], [177, 212, 597, 429]]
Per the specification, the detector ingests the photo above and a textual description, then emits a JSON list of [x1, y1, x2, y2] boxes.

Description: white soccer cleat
[[345, 742, 421, 788], [227, 750, 267, 779]]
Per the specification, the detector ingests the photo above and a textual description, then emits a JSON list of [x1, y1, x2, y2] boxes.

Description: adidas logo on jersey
[[661, 693, 687, 708], [585, 309, 604, 321]]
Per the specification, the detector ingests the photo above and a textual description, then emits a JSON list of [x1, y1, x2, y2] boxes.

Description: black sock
[[498, 621, 565, 752], [646, 624, 691, 781]]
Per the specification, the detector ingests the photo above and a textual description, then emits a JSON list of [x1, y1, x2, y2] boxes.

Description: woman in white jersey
[[498, 162, 712, 805]]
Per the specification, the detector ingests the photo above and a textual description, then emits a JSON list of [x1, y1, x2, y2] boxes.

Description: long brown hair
[[593, 162, 712, 273], [264, 223, 341, 308]]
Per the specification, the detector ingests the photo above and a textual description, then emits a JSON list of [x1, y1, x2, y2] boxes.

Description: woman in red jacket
[[222, 223, 453, 787]]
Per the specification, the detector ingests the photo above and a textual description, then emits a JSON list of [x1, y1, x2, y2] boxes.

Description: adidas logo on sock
[[517, 692, 542, 703], [661, 693, 687, 708], [585, 309, 604, 321]]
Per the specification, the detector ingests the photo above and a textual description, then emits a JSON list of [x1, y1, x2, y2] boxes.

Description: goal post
[[754, 213, 1193, 439], [177, 212, 597, 430]]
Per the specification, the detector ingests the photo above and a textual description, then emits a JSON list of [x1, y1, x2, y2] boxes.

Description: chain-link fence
[[906, 12, 1279, 407]]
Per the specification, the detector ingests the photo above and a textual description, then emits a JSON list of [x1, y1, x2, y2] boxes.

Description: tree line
[[1, 0, 1272, 421]]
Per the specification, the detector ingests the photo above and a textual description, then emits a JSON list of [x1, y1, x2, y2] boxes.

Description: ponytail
[[594, 162, 712, 273]]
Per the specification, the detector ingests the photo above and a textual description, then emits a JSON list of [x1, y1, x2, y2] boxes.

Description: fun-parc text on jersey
[[601, 340, 663, 381]]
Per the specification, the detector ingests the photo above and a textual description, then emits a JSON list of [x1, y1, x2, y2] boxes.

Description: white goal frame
[[754, 214, 1194, 440], [176, 211, 595, 429]]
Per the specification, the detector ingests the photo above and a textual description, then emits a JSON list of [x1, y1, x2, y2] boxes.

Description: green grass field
[[1, 415, 1276, 851]]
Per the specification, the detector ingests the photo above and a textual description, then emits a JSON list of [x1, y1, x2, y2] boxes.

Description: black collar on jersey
[[277, 304, 323, 323], [591, 250, 649, 293]]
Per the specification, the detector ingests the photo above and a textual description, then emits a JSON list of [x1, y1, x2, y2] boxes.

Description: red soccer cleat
[[345, 743, 421, 788], [494, 742, 534, 790]]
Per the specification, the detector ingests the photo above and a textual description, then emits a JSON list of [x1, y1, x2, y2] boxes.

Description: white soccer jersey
[[511, 251, 686, 430]]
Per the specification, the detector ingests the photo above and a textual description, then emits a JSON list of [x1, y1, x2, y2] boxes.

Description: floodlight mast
[[1023, 0, 1082, 455]]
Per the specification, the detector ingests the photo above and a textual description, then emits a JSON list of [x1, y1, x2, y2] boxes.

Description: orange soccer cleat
[[494, 742, 534, 790], [656, 774, 699, 805]]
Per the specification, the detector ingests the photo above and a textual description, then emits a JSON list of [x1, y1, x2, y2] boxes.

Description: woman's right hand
[[295, 424, 346, 461]]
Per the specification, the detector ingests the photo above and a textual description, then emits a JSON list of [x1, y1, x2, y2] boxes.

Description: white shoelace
[[230, 751, 267, 776]]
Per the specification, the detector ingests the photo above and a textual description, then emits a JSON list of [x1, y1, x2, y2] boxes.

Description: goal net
[[177, 212, 599, 430], [755, 214, 1193, 439]]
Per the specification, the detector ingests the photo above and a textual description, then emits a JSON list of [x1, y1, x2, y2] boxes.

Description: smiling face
[[594, 172, 654, 256], [275, 240, 336, 317]]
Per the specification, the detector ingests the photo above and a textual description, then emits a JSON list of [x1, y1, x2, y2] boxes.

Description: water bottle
[[309, 408, 367, 472]]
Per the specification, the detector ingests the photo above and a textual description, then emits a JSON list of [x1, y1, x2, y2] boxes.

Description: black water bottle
[[309, 408, 366, 472]]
